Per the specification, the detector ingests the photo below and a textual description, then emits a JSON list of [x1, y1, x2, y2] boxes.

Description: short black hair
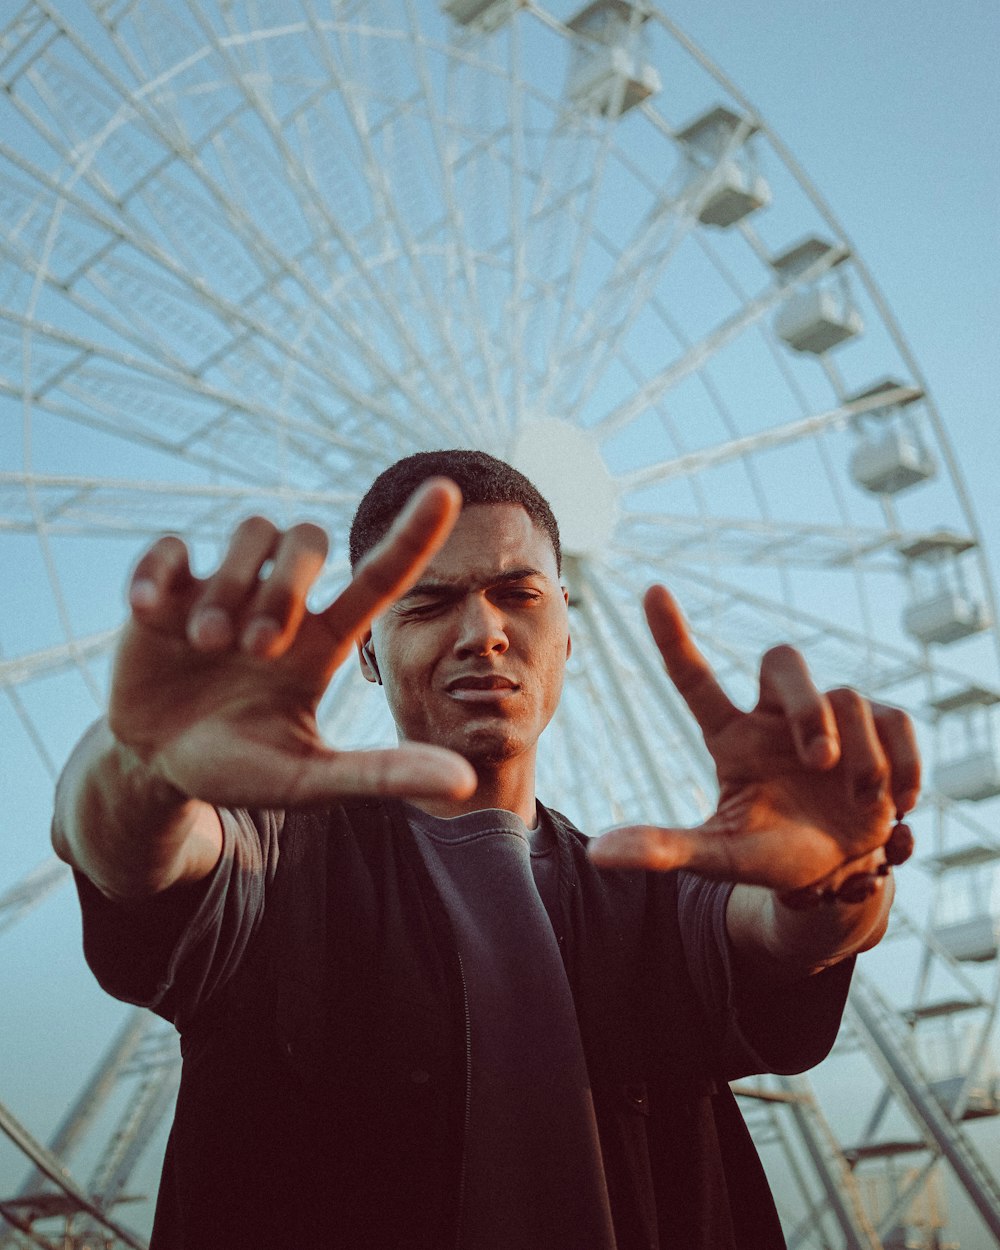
[[349, 449, 561, 574]]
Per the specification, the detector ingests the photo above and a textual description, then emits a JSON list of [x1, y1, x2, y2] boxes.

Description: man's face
[[363, 503, 570, 768]]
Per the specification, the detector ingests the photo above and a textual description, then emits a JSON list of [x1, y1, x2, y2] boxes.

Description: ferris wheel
[[1, 1, 999, 1246]]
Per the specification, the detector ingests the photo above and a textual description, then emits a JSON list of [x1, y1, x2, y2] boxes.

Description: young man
[[54, 450, 918, 1249]]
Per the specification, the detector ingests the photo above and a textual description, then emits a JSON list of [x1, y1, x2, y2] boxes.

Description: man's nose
[[454, 596, 509, 656]]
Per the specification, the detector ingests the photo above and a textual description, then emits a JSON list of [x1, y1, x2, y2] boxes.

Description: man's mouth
[[445, 674, 519, 702]]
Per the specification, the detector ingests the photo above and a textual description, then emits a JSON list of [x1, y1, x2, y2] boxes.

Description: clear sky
[[1, 2, 998, 1245], [665, 0, 999, 567]]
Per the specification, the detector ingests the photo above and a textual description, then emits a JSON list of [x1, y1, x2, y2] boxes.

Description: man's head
[[349, 449, 561, 575], [352, 450, 570, 775]]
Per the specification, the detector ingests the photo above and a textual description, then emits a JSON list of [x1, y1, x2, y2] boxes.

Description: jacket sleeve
[[677, 871, 853, 1079], [73, 807, 282, 1031]]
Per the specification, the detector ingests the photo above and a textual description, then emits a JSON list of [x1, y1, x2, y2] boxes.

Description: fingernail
[[190, 607, 233, 649], [242, 617, 280, 655], [130, 579, 158, 609]]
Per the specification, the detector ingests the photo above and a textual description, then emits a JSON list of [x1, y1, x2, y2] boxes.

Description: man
[[54, 449, 918, 1249]]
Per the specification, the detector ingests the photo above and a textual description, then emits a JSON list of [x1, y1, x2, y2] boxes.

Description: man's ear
[[357, 630, 381, 685], [562, 587, 572, 660]]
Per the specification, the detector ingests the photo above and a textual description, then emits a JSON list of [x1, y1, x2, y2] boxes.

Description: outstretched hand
[[588, 586, 919, 891], [109, 479, 477, 809]]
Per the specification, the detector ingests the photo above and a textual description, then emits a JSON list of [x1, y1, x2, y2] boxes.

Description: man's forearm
[[727, 873, 893, 982], [52, 718, 222, 901]]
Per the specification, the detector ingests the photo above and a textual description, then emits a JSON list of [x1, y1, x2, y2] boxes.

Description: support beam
[[0, 1099, 146, 1249], [849, 973, 1000, 1243]]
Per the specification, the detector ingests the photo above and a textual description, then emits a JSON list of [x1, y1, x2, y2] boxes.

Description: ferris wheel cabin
[[676, 105, 771, 228], [931, 684, 1000, 805], [771, 237, 864, 355], [847, 379, 937, 496], [441, 0, 518, 31], [566, 1, 661, 116], [899, 531, 992, 647]]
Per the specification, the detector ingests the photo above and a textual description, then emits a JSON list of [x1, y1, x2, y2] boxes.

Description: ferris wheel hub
[[511, 418, 618, 558]]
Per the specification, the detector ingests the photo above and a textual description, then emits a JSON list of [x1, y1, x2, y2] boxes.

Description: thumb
[[287, 742, 478, 805], [587, 824, 704, 872]]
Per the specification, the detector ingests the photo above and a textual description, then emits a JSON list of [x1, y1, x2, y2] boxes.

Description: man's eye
[[405, 599, 447, 616], [502, 589, 541, 603]]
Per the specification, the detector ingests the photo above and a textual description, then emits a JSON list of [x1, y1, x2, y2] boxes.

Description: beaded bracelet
[[777, 819, 914, 911]]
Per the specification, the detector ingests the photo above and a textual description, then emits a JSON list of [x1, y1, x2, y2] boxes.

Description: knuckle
[[796, 708, 828, 737], [854, 770, 889, 810]]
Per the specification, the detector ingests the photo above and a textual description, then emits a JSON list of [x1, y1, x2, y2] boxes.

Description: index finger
[[644, 585, 738, 736], [321, 477, 463, 642]]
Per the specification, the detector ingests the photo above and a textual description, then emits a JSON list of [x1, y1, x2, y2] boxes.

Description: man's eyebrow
[[400, 567, 549, 598]]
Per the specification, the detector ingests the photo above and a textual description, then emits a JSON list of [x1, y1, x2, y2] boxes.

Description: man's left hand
[[588, 585, 920, 892]]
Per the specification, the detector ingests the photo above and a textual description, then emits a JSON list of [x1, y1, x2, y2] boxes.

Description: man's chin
[[401, 714, 536, 768], [449, 725, 526, 768]]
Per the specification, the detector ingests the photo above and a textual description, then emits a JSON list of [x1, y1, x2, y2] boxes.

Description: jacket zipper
[[455, 949, 472, 1250]]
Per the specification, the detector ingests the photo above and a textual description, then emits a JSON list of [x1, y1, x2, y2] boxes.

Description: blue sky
[[1, 2, 998, 1244], [666, 0, 999, 565]]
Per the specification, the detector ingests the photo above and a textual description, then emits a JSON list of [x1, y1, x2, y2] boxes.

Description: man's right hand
[[108, 477, 477, 810]]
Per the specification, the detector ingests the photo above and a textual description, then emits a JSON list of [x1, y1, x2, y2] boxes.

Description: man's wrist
[[109, 734, 189, 811], [728, 880, 884, 983], [53, 718, 216, 901], [776, 821, 914, 913]]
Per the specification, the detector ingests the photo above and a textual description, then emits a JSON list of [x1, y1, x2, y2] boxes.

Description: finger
[[128, 536, 196, 629], [587, 824, 704, 873], [643, 585, 738, 736], [758, 645, 839, 769], [188, 516, 279, 650], [241, 522, 330, 657], [826, 688, 891, 816], [871, 702, 921, 816], [320, 478, 462, 644], [285, 742, 477, 805], [588, 823, 837, 889], [588, 823, 780, 881]]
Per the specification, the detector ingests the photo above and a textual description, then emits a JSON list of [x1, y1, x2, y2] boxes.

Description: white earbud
[[363, 639, 381, 684]]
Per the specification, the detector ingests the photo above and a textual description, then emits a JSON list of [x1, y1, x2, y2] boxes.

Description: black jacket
[[100, 799, 846, 1249]]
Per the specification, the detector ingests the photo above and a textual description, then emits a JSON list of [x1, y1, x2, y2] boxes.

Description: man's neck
[[409, 754, 537, 828]]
